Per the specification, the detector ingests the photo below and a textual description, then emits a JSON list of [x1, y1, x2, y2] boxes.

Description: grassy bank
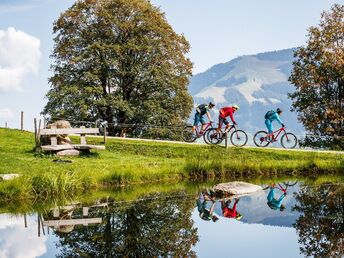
[[0, 128, 343, 201]]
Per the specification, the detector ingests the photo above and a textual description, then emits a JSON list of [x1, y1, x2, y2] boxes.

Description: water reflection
[[0, 181, 342, 258], [293, 184, 344, 257], [49, 194, 198, 257]]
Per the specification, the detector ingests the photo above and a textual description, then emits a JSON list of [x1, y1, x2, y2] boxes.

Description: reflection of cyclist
[[264, 108, 285, 141], [267, 184, 286, 211], [192, 102, 215, 135], [216, 105, 239, 133], [221, 198, 242, 220], [196, 191, 219, 222]]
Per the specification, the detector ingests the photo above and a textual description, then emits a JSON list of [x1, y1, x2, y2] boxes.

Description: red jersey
[[219, 107, 235, 123], [222, 201, 238, 218]]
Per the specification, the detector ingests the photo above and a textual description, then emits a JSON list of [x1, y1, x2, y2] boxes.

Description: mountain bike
[[253, 127, 298, 149], [206, 124, 248, 147], [181, 122, 214, 144], [262, 181, 298, 192]]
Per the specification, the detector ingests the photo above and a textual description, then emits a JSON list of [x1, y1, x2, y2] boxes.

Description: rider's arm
[[228, 109, 236, 124], [275, 114, 283, 126], [277, 193, 286, 204], [206, 111, 212, 122]]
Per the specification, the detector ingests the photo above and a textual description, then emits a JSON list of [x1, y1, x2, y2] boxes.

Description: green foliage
[[293, 184, 344, 257], [289, 4, 344, 149], [43, 0, 193, 136]]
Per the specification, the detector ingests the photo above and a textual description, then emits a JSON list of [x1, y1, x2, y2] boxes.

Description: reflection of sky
[[192, 211, 301, 258], [193, 185, 303, 257], [0, 214, 60, 258], [0, 185, 304, 257]]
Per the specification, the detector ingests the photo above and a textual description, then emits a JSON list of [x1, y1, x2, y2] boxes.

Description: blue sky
[[0, 0, 340, 129]]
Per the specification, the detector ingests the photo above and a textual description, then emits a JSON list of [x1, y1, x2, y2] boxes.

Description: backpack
[[197, 104, 208, 115], [264, 110, 276, 120]]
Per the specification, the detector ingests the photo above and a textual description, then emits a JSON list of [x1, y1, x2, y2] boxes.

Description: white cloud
[[0, 5, 33, 14], [0, 108, 13, 119], [0, 214, 48, 258], [0, 27, 41, 93]]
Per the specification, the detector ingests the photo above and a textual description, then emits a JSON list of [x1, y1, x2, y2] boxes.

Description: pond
[[0, 179, 343, 258]]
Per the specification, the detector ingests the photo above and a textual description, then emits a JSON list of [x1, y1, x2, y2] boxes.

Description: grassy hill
[[0, 128, 343, 202]]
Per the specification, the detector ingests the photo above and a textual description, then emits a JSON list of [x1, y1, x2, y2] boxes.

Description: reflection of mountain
[[189, 48, 304, 133], [213, 186, 300, 227]]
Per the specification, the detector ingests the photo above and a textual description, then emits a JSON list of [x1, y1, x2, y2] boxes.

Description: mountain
[[189, 48, 304, 134]]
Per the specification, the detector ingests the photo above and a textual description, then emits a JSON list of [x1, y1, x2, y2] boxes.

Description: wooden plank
[[40, 128, 100, 135], [73, 145, 106, 150], [41, 144, 106, 151], [43, 218, 102, 227], [83, 207, 89, 217], [51, 136, 58, 146], [80, 126, 87, 145]]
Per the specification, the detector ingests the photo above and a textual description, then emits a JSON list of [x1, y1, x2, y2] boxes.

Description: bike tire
[[230, 130, 248, 147], [253, 131, 270, 147], [281, 133, 298, 149], [181, 126, 197, 143], [203, 128, 213, 145], [283, 181, 298, 187], [206, 128, 223, 145]]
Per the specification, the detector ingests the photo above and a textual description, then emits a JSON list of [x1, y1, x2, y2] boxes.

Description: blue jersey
[[268, 113, 283, 125]]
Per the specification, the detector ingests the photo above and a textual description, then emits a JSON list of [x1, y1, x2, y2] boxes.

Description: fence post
[[20, 111, 24, 130], [34, 118, 37, 146], [103, 125, 107, 144], [224, 132, 228, 149]]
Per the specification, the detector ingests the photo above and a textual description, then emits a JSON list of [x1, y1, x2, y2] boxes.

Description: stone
[[0, 174, 20, 181], [213, 181, 263, 196], [57, 149, 81, 156]]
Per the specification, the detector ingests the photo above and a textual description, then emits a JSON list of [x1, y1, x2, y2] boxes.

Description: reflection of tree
[[293, 184, 344, 257], [55, 193, 198, 257]]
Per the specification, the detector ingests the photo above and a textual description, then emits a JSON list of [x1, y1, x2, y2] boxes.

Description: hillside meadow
[[0, 128, 343, 201]]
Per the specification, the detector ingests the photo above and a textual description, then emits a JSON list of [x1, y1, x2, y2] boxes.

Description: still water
[[0, 181, 343, 258]]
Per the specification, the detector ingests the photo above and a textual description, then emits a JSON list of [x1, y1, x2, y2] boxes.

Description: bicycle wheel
[[203, 128, 213, 145], [230, 130, 248, 147], [281, 133, 298, 149], [283, 181, 298, 187], [206, 128, 223, 145], [181, 126, 197, 143], [253, 131, 270, 147]]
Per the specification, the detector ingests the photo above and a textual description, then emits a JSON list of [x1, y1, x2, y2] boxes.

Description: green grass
[[0, 128, 343, 201]]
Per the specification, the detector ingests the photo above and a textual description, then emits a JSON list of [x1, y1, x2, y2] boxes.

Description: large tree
[[289, 4, 344, 148], [54, 192, 198, 257], [293, 184, 344, 257], [44, 0, 193, 135]]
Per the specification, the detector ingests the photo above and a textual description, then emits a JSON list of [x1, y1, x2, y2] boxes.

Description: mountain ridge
[[189, 48, 304, 134]]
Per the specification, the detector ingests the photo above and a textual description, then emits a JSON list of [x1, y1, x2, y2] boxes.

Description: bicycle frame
[[195, 122, 213, 137], [215, 123, 236, 134], [268, 127, 286, 140]]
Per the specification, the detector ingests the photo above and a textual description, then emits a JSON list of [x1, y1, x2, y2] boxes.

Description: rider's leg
[[267, 187, 275, 202], [192, 113, 200, 134], [265, 119, 273, 139], [200, 116, 206, 132], [217, 116, 223, 132], [223, 118, 230, 132]]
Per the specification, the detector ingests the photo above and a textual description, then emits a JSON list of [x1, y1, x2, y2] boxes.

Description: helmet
[[236, 213, 243, 220], [276, 108, 282, 113], [232, 104, 240, 110], [209, 102, 215, 107]]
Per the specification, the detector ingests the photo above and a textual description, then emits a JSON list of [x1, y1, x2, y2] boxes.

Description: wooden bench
[[39, 126, 105, 155]]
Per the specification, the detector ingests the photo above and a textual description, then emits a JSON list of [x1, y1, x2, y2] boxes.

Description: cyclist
[[266, 183, 286, 212], [192, 102, 215, 135], [216, 104, 239, 133], [264, 108, 285, 141], [221, 198, 243, 220], [196, 190, 219, 222]]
